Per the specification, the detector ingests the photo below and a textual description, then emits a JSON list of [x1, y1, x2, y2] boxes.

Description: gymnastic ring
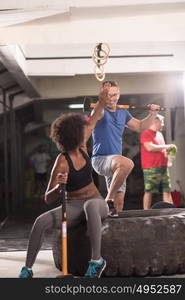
[[92, 49, 108, 65], [93, 43, 110, 63], [94, 43, 110, 57], [94, 65, 105, 82], [92, 56, 108, 66], [92, 43, 110, 82], [95, 73, 105, 82]]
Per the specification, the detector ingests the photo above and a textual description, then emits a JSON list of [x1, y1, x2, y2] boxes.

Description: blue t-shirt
[[92, 108, 132, 158]]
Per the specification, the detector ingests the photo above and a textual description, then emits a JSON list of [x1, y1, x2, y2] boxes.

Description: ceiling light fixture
[[68, 104, 83, 109]]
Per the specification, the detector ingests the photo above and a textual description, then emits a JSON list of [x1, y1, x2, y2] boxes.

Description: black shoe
[[107, 200, 118, 217]]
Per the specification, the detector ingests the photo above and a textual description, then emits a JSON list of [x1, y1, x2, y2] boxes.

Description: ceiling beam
[[0, 45, 40, 98]]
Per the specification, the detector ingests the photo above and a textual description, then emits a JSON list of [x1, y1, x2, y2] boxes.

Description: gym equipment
[[83, 96, 165, 113], [92, 43, 110, 82], [56, 183, 73, 278], [53, 208, 185, 277]]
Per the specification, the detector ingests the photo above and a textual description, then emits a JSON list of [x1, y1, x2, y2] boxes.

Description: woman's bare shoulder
[[54, 152, 69, 172]]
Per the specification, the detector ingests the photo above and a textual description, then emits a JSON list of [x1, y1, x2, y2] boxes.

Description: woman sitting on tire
[[19, 113, 108, 278]]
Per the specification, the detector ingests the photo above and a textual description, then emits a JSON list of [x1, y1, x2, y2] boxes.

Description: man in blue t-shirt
[[90, 80, 160, 216]]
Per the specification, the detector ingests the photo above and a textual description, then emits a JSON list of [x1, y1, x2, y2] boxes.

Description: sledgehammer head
[[83, 97, 93, 112]]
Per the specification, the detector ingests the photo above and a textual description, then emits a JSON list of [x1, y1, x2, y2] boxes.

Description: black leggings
[[25, 196, 108, 268]]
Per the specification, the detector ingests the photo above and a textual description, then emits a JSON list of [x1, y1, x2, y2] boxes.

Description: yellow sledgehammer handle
[[62, 219, 68, 276]]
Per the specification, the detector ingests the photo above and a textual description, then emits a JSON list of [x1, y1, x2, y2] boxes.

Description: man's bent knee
[[111, 156, 134, 175]]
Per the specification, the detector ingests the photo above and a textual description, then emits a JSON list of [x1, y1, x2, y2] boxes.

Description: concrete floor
[[1, 249, 185, 278], [0, 249, 61, 278]]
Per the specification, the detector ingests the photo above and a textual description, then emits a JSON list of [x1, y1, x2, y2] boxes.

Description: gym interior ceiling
[[1, 0, 185, 107], [1, 0, 185, 215]]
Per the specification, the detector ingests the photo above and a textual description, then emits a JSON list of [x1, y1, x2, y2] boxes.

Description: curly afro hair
[[50, 113, 88, 152]]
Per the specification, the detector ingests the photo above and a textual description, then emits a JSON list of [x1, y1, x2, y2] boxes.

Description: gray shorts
[[92, 155, 126, 193]]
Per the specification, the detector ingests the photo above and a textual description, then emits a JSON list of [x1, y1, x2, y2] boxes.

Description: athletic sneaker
[[19, 266, 33, 278], [107, 200, 118, 217], [85, 257, 106, 278]]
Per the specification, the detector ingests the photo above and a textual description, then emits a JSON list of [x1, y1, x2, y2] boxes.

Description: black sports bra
[[63, 149, 93, 192]]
